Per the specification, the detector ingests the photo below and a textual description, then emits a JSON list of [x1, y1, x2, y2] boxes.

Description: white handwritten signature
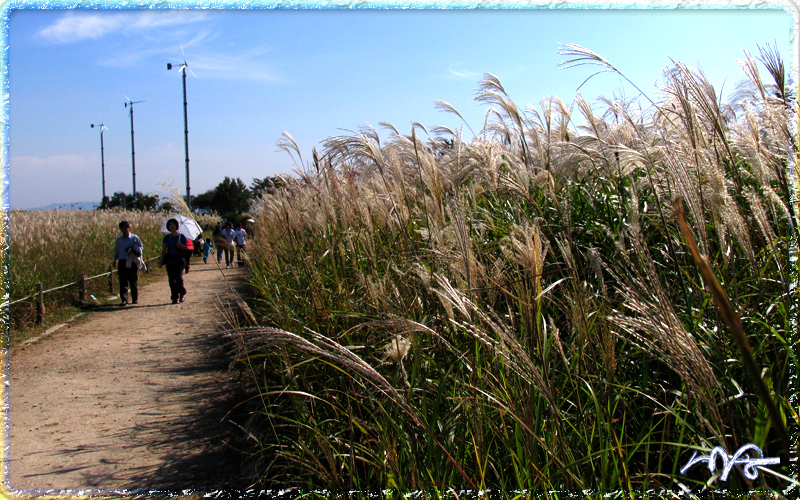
[[680, 444, 780, 481]]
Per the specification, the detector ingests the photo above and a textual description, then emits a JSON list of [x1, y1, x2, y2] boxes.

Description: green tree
[[190, 177, 251, 219], [213, 177, 252, 216], [191, 189, 216, 212], [158, 200, 175, 212], [104, 191, 159, 211]]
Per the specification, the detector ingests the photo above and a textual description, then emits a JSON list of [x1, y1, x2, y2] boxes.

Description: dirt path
[[5, 261, 255, 491]]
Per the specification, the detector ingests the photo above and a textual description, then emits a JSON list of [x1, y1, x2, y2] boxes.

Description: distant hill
[[24, 201, 100, 211]]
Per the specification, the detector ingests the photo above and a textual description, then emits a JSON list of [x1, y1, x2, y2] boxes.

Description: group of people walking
[[111, 218, 249, 307], [213, 221, 247, 268]]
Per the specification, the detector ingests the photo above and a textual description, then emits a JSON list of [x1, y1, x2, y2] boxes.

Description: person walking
[[160, 218, 188, 304], [184, 237, 194, 273], [234, 223, 247, 267], [220, 222, 236, 268], [213, 222, 225, 264], [202, 237, 213, 264], [194, 235, 204, 257], [112, 220, 143, 306]]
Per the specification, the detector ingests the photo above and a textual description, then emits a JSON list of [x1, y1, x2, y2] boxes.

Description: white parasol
[[160, 215, 203, 241]]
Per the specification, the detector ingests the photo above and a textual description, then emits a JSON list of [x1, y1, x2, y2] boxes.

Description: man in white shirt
[[220, 222, 236, 268], [234, 223, 247, 267]]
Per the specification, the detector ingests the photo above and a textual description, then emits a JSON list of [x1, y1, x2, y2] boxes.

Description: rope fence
[[6, 256, 161, 324]]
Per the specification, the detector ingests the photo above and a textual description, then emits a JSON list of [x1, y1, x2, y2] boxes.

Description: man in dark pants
[[112, 220, 144, 306]]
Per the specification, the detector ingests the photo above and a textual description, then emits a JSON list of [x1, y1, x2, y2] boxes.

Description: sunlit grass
[[7, 208, 218, 332], [232, 44, 797, 493]]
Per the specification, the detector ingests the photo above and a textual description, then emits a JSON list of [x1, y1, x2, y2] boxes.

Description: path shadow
[[37, 331, 257, 491], [81, 303, 174, 314], [10, 265, 259, 493]]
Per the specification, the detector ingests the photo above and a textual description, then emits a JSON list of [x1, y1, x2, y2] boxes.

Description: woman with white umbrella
[[160, 218, 189, 304]]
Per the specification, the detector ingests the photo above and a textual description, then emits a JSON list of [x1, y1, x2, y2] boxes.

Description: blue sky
[[4, 3, 794, 209]]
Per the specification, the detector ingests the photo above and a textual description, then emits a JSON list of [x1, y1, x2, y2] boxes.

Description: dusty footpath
[[4, 263, 256, 491]]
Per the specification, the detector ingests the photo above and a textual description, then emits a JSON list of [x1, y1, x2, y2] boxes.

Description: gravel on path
[[6, 262, 255, 492]]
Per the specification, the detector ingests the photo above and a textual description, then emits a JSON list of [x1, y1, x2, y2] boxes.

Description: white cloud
[[38, 11, 209, 44], [96, 30, 217, 68], [93, 27, 280, 82], [38, 12, 279, 82], [448, 67, 481, 80], [190, 47, 284, 82], [39, 13, 124, 44], [131, 11, 208, 31]]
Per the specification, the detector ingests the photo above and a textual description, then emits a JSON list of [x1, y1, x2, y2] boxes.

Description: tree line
[[100, 175, 287, 221]]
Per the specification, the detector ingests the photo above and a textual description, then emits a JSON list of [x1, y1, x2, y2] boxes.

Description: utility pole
[[168, 51, 193, 210], [124, 97, 145, 208], [90, 122, 107, 206]]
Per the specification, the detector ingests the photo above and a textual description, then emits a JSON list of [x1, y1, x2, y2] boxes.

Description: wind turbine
[[90, 121, 108, 207], [123, 94, 146, 207], [167, 45, 197, 210]]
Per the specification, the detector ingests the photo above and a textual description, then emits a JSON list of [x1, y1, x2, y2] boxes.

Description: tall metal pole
[[182, 66, 191, 211], [91, 123, 106, 206], [129, 103, 136, 205], [125, 99, 145, 208], [100, 126, 106, 204]]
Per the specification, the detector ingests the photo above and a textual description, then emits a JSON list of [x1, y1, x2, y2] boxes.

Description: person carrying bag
[[160, 218, 189, 304]]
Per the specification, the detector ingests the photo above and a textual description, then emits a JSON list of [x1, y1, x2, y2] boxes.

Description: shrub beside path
[[6, 263, 253, 491]]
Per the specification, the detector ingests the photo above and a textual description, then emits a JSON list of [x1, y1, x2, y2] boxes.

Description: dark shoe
[[120, 299, 128, 307], [172, 298, 178, 304], [179, 295, 185, 303], [131, 299, 138, 305]]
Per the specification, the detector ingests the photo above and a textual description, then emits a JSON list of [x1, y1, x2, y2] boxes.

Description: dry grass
[[6, 207, 217, 332], [228, 44, 796, 493]]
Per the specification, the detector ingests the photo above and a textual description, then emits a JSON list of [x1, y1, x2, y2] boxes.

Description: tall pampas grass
[[230, 44, 797, 492]]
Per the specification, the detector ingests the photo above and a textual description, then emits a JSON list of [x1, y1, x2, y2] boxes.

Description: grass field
[[6, 208, 218, 336], [234, 45, 798, 493]]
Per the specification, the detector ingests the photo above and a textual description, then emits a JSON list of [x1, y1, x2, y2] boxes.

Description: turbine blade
[[181, 44, 186, 60]]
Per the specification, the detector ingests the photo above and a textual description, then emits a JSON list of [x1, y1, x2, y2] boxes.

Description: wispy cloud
[[448, 66, 481, 80], [39, 14, 123, 43], [97, 30, 218, 67], [189, 45, 285, 82], [131, 11, 207, 31], [38, 11, 282, 82], [93, 25, 282, 83], [38, 11, 209, 44]]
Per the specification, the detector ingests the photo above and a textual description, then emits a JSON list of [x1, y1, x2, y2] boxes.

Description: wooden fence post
[[79, 275, 86, 304], [108, 265, 113, 293], [36, 282, 44, 324]]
